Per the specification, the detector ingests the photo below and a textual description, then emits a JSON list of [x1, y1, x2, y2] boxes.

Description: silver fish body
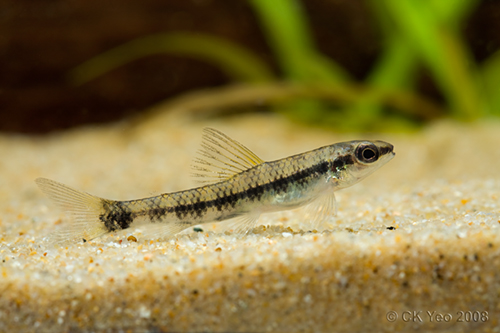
[[36, 128, 394, 244]]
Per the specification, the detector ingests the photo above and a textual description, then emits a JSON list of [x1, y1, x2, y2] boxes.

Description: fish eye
[[355, 143, 379, 163]]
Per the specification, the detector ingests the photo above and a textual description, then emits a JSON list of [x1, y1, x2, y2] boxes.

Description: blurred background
[[1, 0, 499, 134]]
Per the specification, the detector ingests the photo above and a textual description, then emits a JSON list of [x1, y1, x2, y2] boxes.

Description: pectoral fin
[[302, 192, 337, 231]]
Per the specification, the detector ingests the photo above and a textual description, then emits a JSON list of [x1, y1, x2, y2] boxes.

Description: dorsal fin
[[191, 128, 265, 184]]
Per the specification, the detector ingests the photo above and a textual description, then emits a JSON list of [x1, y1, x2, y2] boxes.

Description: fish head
[[328, 140, 395, 188]]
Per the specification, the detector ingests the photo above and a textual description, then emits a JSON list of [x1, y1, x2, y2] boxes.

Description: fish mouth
[[379, 143, 394, 157]]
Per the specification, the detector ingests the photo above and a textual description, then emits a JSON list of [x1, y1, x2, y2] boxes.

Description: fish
[[35, 128, 395, 244]]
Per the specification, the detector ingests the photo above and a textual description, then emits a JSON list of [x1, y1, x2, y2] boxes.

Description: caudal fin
[[35, 178, 109, 244]]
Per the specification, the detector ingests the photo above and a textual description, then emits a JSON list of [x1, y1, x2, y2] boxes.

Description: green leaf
[[480, 51, 500, 115], [248, 0, 349, 84], [381, 0, 484, 120], [69, 32, 275, 85]]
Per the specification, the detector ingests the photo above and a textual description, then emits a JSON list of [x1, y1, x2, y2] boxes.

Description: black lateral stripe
[[379, 146, 392, 156], [172, 159, 338, 220], [100, 201, 134, 231], [332, 154, 354, 172], [147, 207, 167, 221]]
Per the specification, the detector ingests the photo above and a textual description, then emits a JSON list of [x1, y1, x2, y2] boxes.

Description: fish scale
[[36, 128, 395, 244]]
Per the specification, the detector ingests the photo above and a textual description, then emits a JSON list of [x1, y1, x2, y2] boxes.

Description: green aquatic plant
[[480, 50, 500, 116], [70, 32, 274, 84], [71, 0, 495, 131], [380, 0, 484, 120], [248, 0, 350, 84]]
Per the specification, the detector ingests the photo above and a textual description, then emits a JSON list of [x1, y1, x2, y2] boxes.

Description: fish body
[[36, 128, 394, 244]]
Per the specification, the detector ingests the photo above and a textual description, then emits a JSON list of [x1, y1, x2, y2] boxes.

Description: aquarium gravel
[[1, 113, 499, 332]]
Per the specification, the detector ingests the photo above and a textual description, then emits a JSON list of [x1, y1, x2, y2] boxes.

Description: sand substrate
[[1, 112, 500, 332]]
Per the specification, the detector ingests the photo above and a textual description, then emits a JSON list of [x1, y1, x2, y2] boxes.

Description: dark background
[[1, 0, 499, 133]]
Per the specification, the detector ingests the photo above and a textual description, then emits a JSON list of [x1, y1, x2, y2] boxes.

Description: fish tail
[[35, 177, 110, 244]]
